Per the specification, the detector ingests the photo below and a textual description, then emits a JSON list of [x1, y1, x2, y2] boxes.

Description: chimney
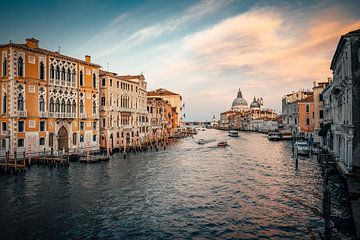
[[85, 55, 91, 63], [313, 81, 316, 88], [26, 38, 39, 48]]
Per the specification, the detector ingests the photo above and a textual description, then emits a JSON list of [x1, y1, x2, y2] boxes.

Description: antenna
[[58, 46, 61, 53], [107, 62, 110, 71]]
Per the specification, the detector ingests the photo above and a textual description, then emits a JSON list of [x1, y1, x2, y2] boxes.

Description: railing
[[122, 125, 132, 129], [18, 111, 27, 117], [40, 112, 48, 118], [80, 113, 87, 119], [92, 114, 99, 119]]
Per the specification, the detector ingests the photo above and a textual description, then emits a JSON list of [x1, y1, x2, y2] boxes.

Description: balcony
[[122, 125, 133, 129], [18, 111, 27, 118], [80, 113, 87, 119], [40, 112, 48, 118], [92, 114, 99, 119]]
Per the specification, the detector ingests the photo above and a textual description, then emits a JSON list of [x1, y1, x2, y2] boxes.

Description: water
[[0, 130, 326, 239]]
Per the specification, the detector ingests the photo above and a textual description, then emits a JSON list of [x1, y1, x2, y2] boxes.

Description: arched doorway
[[58, 126, 68, 150]]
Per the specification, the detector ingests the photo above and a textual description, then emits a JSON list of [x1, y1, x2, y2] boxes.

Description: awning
[[318, 123, 331, 137]]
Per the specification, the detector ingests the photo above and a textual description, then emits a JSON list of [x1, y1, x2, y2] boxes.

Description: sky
[[1, 0, 359, 121]]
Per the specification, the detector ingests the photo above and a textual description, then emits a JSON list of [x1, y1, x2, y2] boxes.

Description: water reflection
[[0, 129, 324, 239]]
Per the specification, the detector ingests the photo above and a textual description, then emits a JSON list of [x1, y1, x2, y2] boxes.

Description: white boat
[[267, 132, 281, 141], [294, 141, 310, 156], [196, 139, 206, 144], [228, 131, 239, 137], [280, 131, 292, 140]]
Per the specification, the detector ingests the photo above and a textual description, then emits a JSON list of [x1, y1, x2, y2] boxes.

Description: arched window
[[39, 61, 45, 80], [79, 70, 83, 86], [101, 97, 105, 106], [61, 67, 65, 81], [67, 69, 71, 82], [50, 64, 54, 79], [17, 93, 24, 111], [72, 69, 76, 82], [93, 101, 96, 114], [2, 57, 7, 76], [55, 99, 60, 112], [39, 96, 45, 112], [66, 99, 71, 112], [80, 100, 84, 113], [2, 94, 6, 114], [72, 100, 76, 113], [61, 99, 65, 113], [18, 57, 24, 77], [56, 66, 60, 80], [92, 73, 96, 88], [49, 98, 54, 112]]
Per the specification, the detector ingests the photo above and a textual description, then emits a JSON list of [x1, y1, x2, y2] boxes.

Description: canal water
[[0, 130, 326, 239]]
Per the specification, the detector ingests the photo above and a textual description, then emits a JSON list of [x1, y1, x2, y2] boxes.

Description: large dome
[[232, 89, 248, 107]]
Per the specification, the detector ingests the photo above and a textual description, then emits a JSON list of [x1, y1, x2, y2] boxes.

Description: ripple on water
[[0, 130, 325, 239]]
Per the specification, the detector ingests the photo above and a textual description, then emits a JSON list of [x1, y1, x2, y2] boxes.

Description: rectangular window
[[40, 121, 45, 131], [306, 104, 309, 113], [117, 132, 120, 138], [73, 133, 77, 145], [49, 133, 54, 147], [110, 79, 112, 87], [93, 135, 96, 141], [80, 121, 84, 130], [39, 137, 45, 146], [18, 121, 24, 132], [319, 94, 323, 102], [2, 122, 6, 132], [80, 135, 84, 142], [18, 139, 24, 147], [93, 122, 97, 130], [319, 110, 324, 119], [117, 81, 119, 88], [1, 139, 6, 148], [102, 118, 106, 128], [306, 118, 310, 126], [102, 78, 106, 86]]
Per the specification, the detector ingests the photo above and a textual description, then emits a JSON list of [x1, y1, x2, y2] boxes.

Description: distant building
[[312, 80, 330, 144], [210, 115, 218, 128], [147, 88, 182, 127], [220, 88, 277, 132]]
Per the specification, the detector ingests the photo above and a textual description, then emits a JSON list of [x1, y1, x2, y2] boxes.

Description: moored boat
[[267, 132, 281, 141], [228, 130, 239, 137], [280, 131, 292, 140], [196, 139, 206, 144], [294, 141, 310, 156]]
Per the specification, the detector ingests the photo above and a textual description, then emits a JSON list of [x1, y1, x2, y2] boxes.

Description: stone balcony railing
[[92, 114, 99, 119], [80, 113, 87, 119], [40, 112, 48, 118], [18, 110, 27, 118]]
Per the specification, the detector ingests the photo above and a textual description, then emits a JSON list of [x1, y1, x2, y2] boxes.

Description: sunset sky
[[1, 0, 359, 121]]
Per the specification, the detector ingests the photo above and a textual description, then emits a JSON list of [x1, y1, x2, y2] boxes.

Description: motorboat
[[217, 141, 229, 147], [228, 130, 239, 137], [294, 141, 310, 156], [280, 131, 292, 140], [196, 139, 206, 145], [267, 132, 281, 141]]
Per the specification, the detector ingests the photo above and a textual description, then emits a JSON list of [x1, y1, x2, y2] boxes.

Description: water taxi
[[294, 141, 310, 156], [267, 132, 281, 141], [217, 141, 229, 147], [196, 139, 206, 145], [228, 131, 239, 137]]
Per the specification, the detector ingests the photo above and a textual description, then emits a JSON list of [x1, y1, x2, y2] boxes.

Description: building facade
[[0, 38, 100, 155], [99, 70, 147, 150], [325, 29, 360, 173]]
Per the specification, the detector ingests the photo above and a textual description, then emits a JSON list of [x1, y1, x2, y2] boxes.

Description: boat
[[196, 139, 206, 145], [280, 131, 292, 140], [267, 132, 281, 141], [217, 141, 228, 147], [228, 130, 239, 137], [294, 141, 310, 156]]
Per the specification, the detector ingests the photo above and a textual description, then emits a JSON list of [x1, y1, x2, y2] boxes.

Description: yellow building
[[0, 38, 100, 154]]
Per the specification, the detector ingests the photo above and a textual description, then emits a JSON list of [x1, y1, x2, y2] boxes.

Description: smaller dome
[[250, 97, 260, 108]]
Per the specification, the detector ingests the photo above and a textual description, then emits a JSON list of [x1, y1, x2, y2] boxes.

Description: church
[[219, 89, 278, 132]]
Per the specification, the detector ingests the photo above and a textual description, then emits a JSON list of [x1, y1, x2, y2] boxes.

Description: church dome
[[232, 89, 248, 107], [250, 97, 260, 108]]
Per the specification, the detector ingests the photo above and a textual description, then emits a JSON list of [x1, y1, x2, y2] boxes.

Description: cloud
[[144, 5, 360, 120]]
